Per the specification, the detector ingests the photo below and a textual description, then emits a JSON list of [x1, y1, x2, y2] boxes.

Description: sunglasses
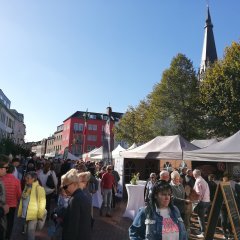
[[62, 182, 73, 190]]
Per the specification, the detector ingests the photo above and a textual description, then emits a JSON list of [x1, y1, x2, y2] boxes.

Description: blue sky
[[0, 1, 239, 142]]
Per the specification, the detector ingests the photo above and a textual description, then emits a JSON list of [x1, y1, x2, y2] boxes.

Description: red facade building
[[61, 111, 123, 157]]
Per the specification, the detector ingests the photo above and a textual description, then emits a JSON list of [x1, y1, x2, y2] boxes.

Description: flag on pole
[[82, 109, 88, 155], [102, 107, 112, 166], [83, 109, 88, 135]]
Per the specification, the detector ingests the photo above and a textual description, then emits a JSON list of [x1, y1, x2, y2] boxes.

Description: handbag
[[46, 172, 55, 189], [36, 209, 47, 230]]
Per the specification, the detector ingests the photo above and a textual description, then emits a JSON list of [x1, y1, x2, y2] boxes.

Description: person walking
[[0, 154, 22, 240], [192, 169, 210, 239], [61, 169, 91, 240], [38, 162, 58, 220], [111, 166, 120, 208], [0, 179, 8, 240], [100, 165, 116, 217], [17, 171, 46, 240], [129, 180, 187, 240], [144, 173, 157, 204], [170, 171, 190, 221]]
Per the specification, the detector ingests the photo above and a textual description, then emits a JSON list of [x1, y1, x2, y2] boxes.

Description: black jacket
[[62, 188, 91, 240]]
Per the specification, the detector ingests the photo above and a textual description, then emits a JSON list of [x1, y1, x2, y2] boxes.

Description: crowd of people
[[130, 168, 240, 240], [0, 154, 120, 240], [0, 153, 240, 240]]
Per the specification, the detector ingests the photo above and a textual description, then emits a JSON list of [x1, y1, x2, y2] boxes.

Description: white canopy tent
[[55, 152, 79, 160], [127, 143, 137, 150], [112, 144, 126, 158], [191, 139, 218, 148], [122, 135, 198, 160], [184, 130, 240, 162], [82, 146, 103, 161], [44, 152, 56, 158]]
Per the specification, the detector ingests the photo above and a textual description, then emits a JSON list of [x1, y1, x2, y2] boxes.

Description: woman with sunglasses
[[17, 171, 46, 240], [129, 180, 188, 240], [61, 169, 91, 240]]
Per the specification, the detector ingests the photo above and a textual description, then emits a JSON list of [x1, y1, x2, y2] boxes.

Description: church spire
[[199, 5, 218, 80]]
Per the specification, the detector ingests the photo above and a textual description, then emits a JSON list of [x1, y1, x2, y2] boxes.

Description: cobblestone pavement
[[11, 201, 226, 240]]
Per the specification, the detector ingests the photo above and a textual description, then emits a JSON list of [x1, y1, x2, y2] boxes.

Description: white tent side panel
[[184, 152, 240, 162]]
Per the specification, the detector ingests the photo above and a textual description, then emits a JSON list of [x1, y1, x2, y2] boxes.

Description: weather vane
[[206, 0, 210, 6]]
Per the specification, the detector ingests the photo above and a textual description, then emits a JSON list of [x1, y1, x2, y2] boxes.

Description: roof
[[191, 139, 218, 148], [199, 6, 218, 75], [122, 135, 198, 160], [63, 110, 123, 122], [184, 130, 240, 162]]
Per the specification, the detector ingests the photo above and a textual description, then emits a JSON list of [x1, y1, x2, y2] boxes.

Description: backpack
[[46, 172, 55, 189]]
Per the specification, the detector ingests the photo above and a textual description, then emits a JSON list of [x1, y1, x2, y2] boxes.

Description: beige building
[[54, 124, 63, 155]]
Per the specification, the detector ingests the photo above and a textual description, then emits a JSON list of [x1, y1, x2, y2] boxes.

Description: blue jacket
[[129, 204, 188, 240]]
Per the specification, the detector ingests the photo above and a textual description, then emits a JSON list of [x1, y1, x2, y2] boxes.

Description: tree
[[148, 53, 202, 140], [114, 100, 155, 145], [114, 106, 138, 145], [0, 138, 31, 157], [200, 41, 240, 137]]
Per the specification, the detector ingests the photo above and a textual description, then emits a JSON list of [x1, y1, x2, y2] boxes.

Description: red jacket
[[101, 172, 115, 190], [1, 174, 22, 207]]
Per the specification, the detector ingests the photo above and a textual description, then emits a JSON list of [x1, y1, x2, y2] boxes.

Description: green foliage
[[149, 53, 202, 140], [0, 138, 31, 157], [200, 41, 240, 137], [114, 102, 154, 145], [115, 53, 203, 143]]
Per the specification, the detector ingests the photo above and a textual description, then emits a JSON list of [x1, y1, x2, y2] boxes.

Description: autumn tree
[[200, 41, 240, 137], [148, 53, 202, 140]]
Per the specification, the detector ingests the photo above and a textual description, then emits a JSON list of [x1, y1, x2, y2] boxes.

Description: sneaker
[[196, 233, 204, 238]]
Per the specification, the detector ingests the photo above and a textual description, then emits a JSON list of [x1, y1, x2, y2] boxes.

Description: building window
[[74, 123, 84, 132], [87, 135, 97, 141], [88, 124, 97, 131], [89, 114, 96, 120], [87, 145, 95, 152]]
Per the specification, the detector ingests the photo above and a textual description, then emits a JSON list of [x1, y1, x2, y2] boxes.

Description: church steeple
[[199, 6, 218, 80]]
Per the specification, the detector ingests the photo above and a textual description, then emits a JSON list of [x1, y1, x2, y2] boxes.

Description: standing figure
[[0, 154, 22, 240], [17, 171, 46, 240], [61, 169, 91, 240], [170, 171, 190, 222], [193, 169, 210, 238], [129, 180, 187, 240], [100, 165, 115, 217], [38, 162, 58, 220], [111, 166, 120, 208], [144, 173, 157, 204]]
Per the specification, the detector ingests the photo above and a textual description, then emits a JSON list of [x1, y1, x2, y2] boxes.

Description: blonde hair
[[61, 168, 80, 187], [171, 171, 180, 180], [78, 171, 91, 182]]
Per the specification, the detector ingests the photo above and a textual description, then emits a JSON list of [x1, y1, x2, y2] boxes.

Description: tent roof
[[122, 135, 198, 160], [82, 146, 103, 159], [191, 139, 218, 148], [184, 130, 240, 162], [127, 143, 137, 150], [112, 144, 126, 158]]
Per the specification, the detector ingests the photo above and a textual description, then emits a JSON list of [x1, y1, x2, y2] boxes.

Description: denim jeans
[[27, 220, 38, 240], [101, 189, 112, 215], [196, 201, 210, 233]]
